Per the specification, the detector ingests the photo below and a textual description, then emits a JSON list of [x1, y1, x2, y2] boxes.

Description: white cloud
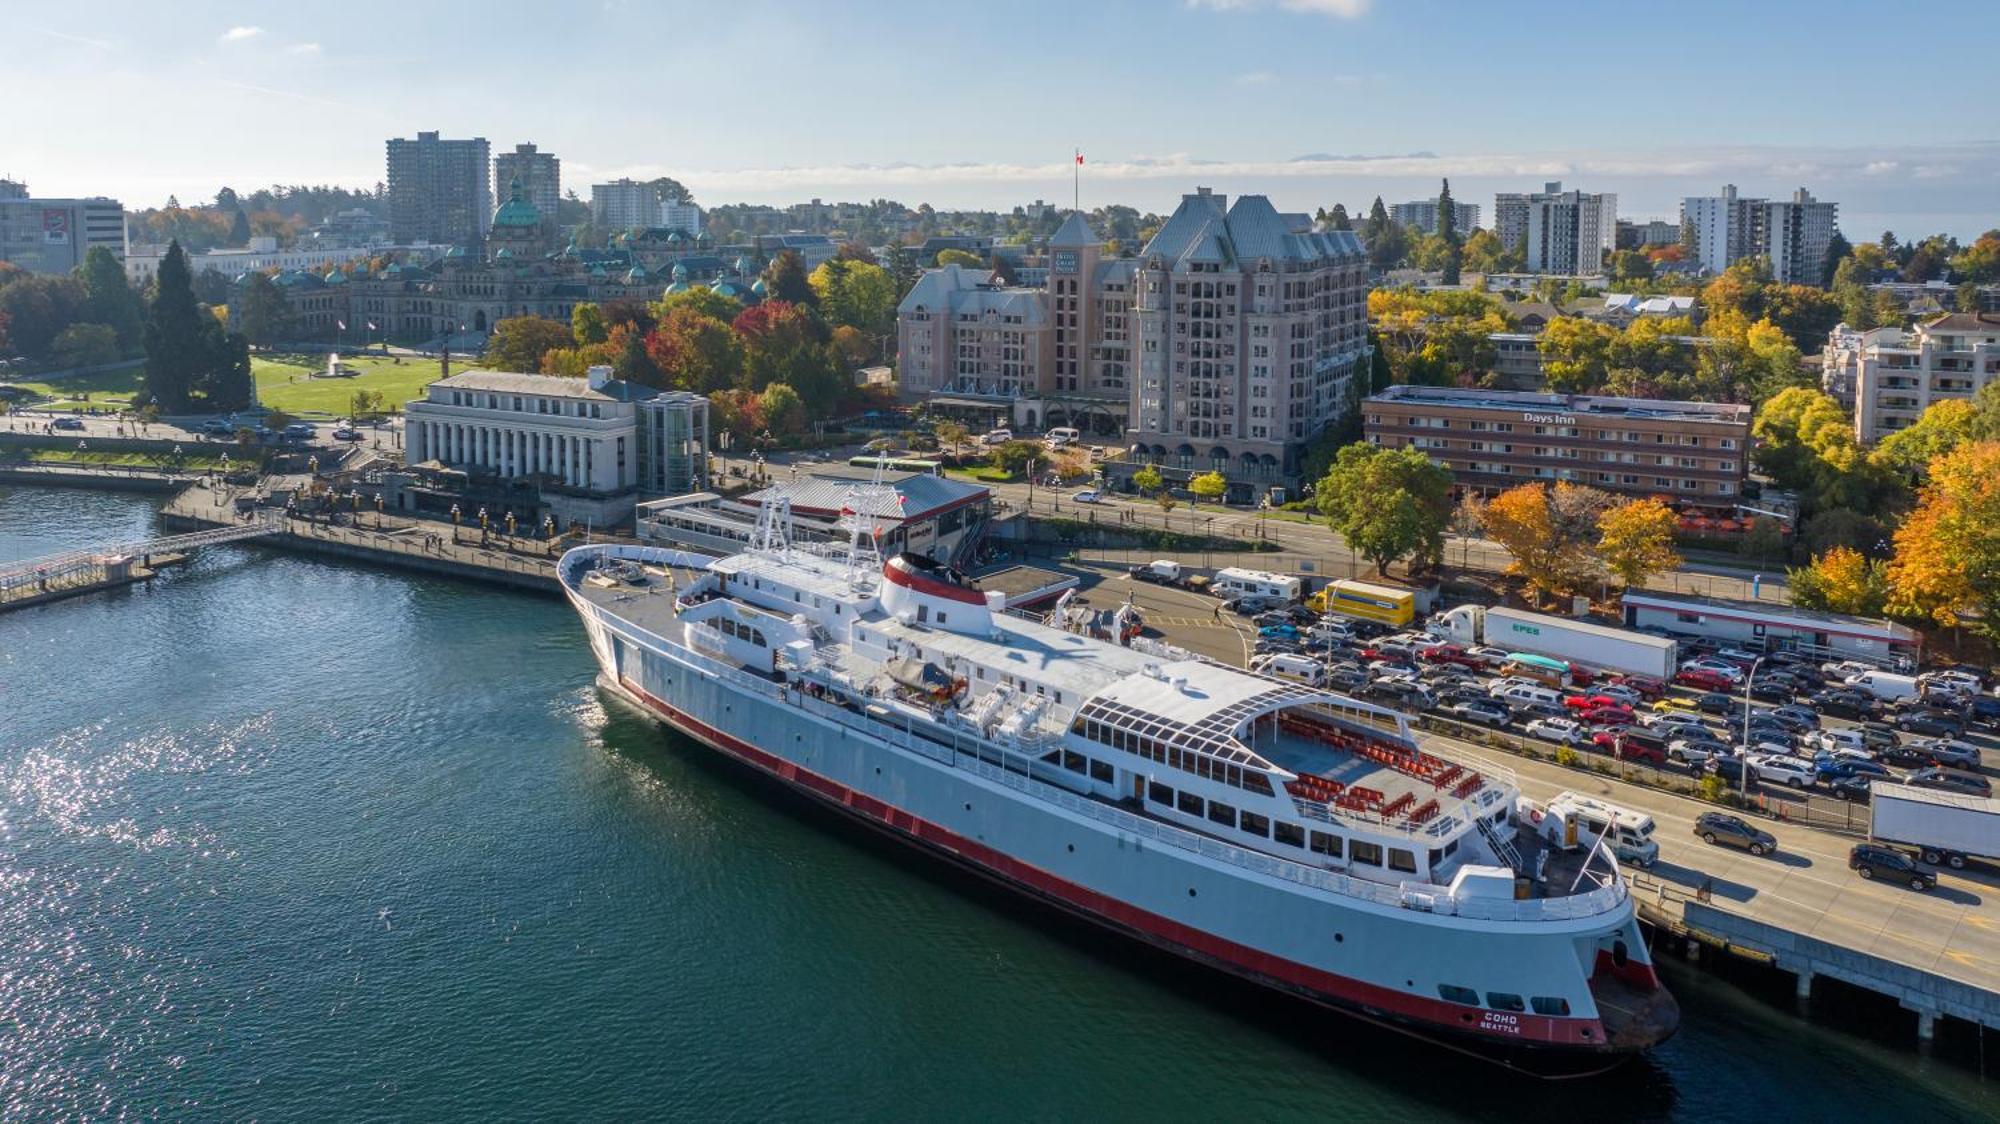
[[286, 42, 321, 55], [1188, 0, 1373, 17], [1234, 70, 1277, 85], [219, 26, 264, 44], [1861, 160, 1900, 176]]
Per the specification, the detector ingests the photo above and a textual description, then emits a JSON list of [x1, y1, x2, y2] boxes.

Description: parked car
[[1668, 739, 1722, 767], [980, 428, 1014, 445], [1713, 647, 1764, 666], [1813, 754, 1894, 783], [1071, 489, 1102, 504], [1525, 717, 1591, 747], [331, 427, 364, 441], [1578, 704, 1637, 727], [1681, 658, 1747, 682], [1442, 698, 1511, 726], [1894, 711, 1964, 737], [1675, 668, 1737, 692], [1695, 812, 1777, 856], [1609, 675, 1667, 700], [1748, 678, 1795, 703], [1848, 842, 1938, 891], [1708, 754, 1748, 785], [1769, 705, 1822, 731], [200, 418, 236, 435], [1696, 692, 1735, 715], [1905, 738, 1982, 770], [1746, 754, 1816, 789], [1906, 767, 1994, 797], [52, 416, 86, 431], [1808, 689, 1877, 720], [1827, 775, 1874, 802]]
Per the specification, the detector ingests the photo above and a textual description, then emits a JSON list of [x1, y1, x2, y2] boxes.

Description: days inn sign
[[1522, 411, 1577, 425]]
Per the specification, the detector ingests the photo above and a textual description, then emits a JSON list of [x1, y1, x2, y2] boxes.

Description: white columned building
[[405, 365, 708, 526]]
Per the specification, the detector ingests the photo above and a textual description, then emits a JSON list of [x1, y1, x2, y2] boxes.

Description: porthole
[[1334, 933, 1344, 943], [1188, 888, 1197, 897], [1067, 844, 1075, 853], [964, 803, 972, 811]]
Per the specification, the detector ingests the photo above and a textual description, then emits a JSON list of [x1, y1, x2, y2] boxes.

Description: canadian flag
[[1075, 150, 1084, 166]]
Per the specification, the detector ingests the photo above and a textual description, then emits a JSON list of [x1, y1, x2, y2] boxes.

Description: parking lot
[[1066, 563, 1999, 829]]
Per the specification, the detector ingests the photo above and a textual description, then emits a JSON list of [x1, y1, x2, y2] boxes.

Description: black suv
[[1694, 812, 1777, 856], [1849, 843, 1938, 891], [1894, 710, 1964, 737]]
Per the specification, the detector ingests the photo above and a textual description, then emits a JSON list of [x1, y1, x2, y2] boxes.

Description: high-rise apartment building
[[0, 179, 126, 274], [894, 191, 1368, 500], [660, 200, 703, 236], [1389, 197, 1480, 235], [386, 131, 492, 246], [1823, 314, 2000, 443], [1680, 184, 1838, 285], [492, 143, 560, 228], [591, 179, 660, 230], [1126, 188, 1369, 498], [1492, 182, 1615, 274]]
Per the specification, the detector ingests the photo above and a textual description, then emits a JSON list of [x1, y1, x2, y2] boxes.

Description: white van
[[1045, 426, 1081, 448], [1251, 652, 1325, 686], [1490, 681, 1562, 712], [1212, 568, 1302, 604], [1843, 669, 1920, 703], [1533, 792, 1659, 867]]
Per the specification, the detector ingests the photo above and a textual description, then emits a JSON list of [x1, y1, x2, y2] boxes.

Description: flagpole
[[1073, 147, 1079, 212]]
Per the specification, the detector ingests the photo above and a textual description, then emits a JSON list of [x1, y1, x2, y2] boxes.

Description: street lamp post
[[1739, 655, 1764, 802]]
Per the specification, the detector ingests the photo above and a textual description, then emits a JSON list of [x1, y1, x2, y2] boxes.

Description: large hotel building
[[896, 188, 1371, 502], [1362, 386, 1751, 511]]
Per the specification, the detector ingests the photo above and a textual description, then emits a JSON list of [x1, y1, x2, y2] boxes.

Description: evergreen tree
[[77, 245, 143, 348], [229, 208, 252, 246], [1436, 179, 1462, 286], [1327, 202, 1351, 231], [1821, 230, 1853, 288], [141, 241, 208, 411], [199, 323, 254, 411], [235, 271, 292, 349], [763, 250, 817, 306]]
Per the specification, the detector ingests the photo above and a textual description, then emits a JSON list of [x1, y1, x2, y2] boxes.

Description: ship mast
[[751, 484, 795, 560], [837, 454, 902, 589]]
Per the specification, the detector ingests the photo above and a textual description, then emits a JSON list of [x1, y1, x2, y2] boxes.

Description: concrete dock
[[159, 484, 561, 593]]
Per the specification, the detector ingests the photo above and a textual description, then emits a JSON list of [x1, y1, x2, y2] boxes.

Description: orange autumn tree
[[1789, 546, 1889, 617], [1481, 482, 1614, 601], [1885, 441, 2000, 638], [1596, 498, 1682, 591]]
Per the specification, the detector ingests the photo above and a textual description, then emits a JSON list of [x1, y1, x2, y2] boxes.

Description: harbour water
[[3, 483, 1997, 1121]]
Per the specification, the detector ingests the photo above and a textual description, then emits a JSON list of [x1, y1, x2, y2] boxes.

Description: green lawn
[[0, 445, 244, 471], [253, 353, 446, 417], [3, 365, 144, 412]]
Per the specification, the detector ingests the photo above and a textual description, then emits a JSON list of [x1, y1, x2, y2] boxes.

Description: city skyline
[[9, 0, 2000, 238]]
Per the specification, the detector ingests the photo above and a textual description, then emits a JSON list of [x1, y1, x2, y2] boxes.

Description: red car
[[1579, 704, 1636, 726], [1418, 644, 1484, 669], [1611, 675, 1667, 699], [1564, 693, 1618, 711], [1675, 668, 1734, 691]]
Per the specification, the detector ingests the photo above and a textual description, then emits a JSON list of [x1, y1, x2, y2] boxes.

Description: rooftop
[[1366, 385, 1750, 426], [744, 468, 988, 522], [1622, 588, 1920, 641], [431, 369, 652, 402]]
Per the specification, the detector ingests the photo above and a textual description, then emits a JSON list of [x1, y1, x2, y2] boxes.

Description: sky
[[9, 0, 2000, 239]]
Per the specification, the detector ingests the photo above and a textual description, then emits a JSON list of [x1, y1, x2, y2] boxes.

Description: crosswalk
[[1145, 615, 1230, 628]]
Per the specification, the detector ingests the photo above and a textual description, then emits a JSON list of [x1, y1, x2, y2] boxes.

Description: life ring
[[1528, 809, 1544, 825]]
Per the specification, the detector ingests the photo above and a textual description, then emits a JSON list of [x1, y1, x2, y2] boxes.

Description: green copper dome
[[491, 176, 542, 229]]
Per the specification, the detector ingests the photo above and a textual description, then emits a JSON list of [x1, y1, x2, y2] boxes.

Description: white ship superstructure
[[559, 489, 1677, 1075]]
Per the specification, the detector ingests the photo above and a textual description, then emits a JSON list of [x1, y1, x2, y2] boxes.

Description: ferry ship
[[559, 488, 1678, 1077]]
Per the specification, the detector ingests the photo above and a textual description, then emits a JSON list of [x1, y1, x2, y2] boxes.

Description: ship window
[[1149, 782, 1174, 806], [1207, 801, 1237, 828], [1177, 791, 1203, 816], [1274, 822, 1305, 847], [1240, 811, 1269, 837], [917, 605, 929, 623], [1225, 764, 1242, 788], [1438, 984, 1480, 1006], [1089, 759, 1113, 783], [1063, 751, 1087, 774], [937, 613, 947, 625], [1351, 841, 1383, 867], [1243, 772, 1274, 797], [1531, 996, 1571, 1016], [1310, 831, 1342, 857], [751, 630, 765, 647], [1486, 993, 1526, 1013], [1388, 848, 1417, 874]]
